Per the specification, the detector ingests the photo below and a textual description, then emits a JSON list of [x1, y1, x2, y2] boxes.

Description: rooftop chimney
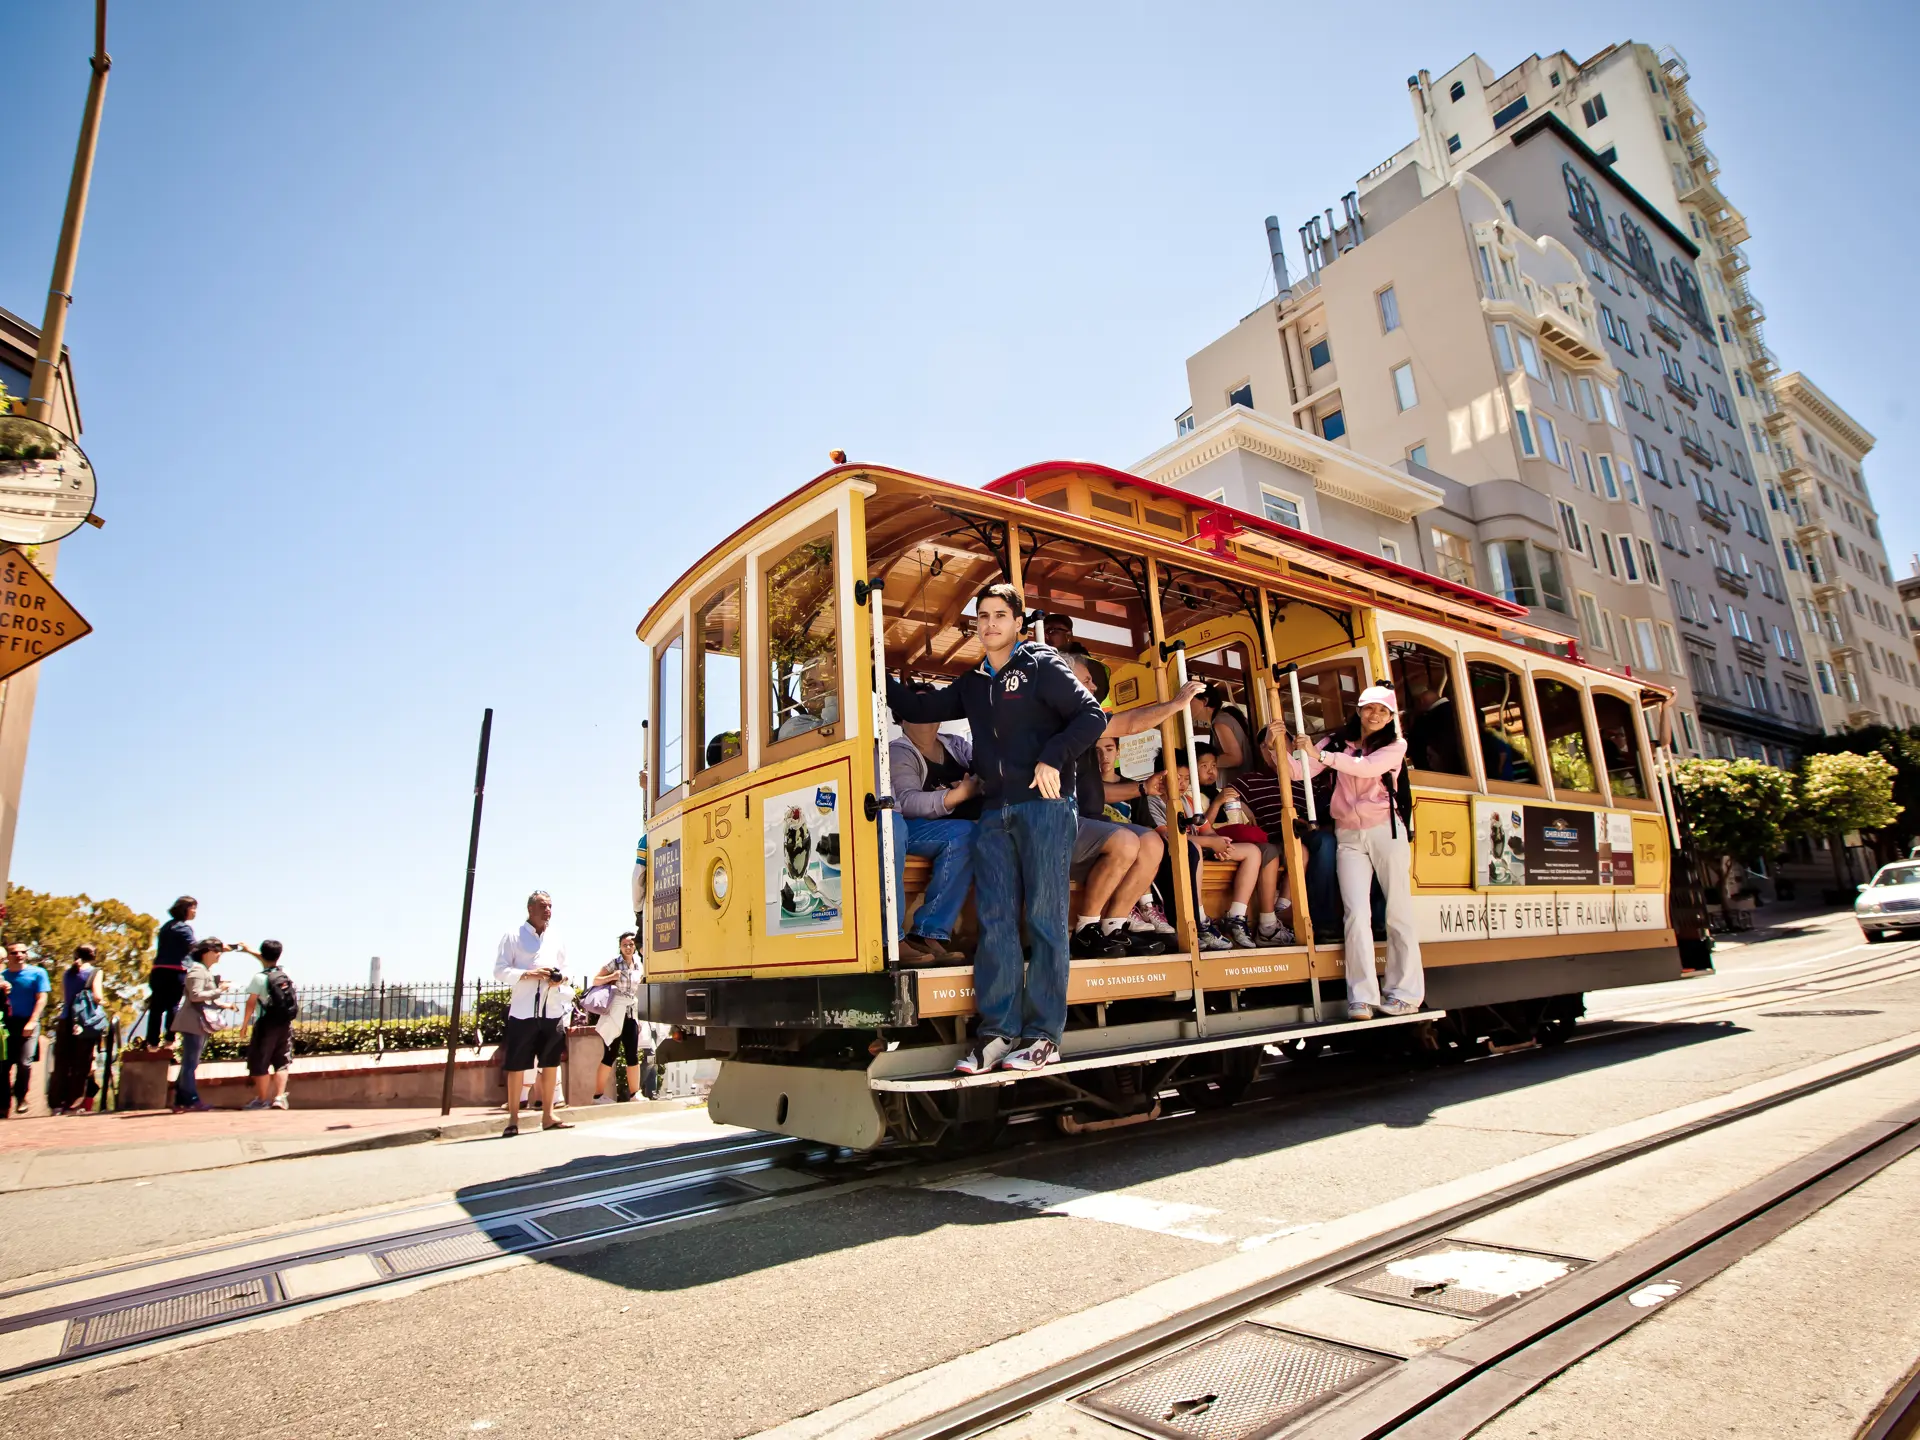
[[1264, 216, 1292, 300]]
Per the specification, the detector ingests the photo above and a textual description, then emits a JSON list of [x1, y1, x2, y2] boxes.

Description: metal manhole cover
[[1075, 1323, 1397, 1440], [65, 1277, 276, 1351], [1760, 1009, 1881, 1017], [530, 1204, 630, 1239], [1334, 1240, 1589, 1319], [375, 1225, 531, 1276], [612, 1177, 751, 1223]]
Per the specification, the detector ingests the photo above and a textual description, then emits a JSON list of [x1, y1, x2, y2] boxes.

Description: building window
[[1515, 409, 1537, 457], [1638, 537, 1661, 585], [1175, 409, 1195, 437], [1598, 453, 1620, 500], [1407, 442, 1429, 468], [1308, 339, 1332, 370], [1380, 539, 1401, 563], [1431, 528, 1475, 586], [1516, 332, 1543, 380], [1378, 286, 1401, 332], [1598, 383, 1620, 428], [1449, 79, 1466, 102], [1503, 199, 1518, 223], [1320, 409, 1346, 441], [1493, 95, 1531, 128], [1581, 95, 1608, 126], [1535, 414, 1562, 465], [1227, 382, 1253, 410], [1577, 591, 1606, 650], [1617, 534, 1639, 582], [1558, 501, 1583, 553], [1816, 662, 1835, 696], [1391, 362, 1418, 411], [1493, 324, 1516, 371], [1260, 487, 1303, 529], [1536, 546, 1569, 614], [1486, 539, 1539, 608], [1657, 623, 1681, 673], [1447, 133, 1462, 155]]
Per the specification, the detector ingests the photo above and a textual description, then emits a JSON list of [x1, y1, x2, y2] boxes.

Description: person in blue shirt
[[2, 943, 51, 1119]]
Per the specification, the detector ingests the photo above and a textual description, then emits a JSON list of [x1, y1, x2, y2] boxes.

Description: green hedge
[[200, 992, 511, 1061]]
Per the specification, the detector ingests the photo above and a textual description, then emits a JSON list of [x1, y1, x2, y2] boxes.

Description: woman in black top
[[144, 896, 196, 1046]]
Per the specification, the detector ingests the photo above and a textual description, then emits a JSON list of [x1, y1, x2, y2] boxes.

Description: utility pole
[[25, 0, 112, 431]]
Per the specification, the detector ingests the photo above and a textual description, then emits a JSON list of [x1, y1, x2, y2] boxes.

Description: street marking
[[926, 1174, 1234, 1244]]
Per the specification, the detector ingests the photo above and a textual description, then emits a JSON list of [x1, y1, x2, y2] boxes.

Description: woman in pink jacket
[[1289, 684, 1423, 1020]]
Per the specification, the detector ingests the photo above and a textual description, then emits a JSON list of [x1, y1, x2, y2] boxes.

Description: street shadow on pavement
[[446, 1019, 1748, 1294]]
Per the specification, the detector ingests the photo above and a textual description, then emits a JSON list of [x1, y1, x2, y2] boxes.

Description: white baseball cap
[[1356, 685, 1397, 710]]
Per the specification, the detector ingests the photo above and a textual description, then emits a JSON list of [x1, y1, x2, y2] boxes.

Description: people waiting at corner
[[169, 938, 228, 1113]]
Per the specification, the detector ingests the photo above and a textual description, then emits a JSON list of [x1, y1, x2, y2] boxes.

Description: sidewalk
[[0, 1093, 705, 1191]]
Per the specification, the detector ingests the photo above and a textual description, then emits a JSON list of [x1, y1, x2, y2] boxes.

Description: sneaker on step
[[270, 1096, 290, 1110], [1125, 928, 1171, 957], [1221, 915, 1258, 949], [1196, 921, 1233, 952], [1347, 1002, 1375, 1021], [1071, 923, 1129, 960], [1134, 899, 1177, 935], [956, 1036, 1015, 1075], [1255, 922, 1295, 946], [243, 1098, 268, 1110], [1376, 998, 1422, 1017], [1001, 1037, 1059, 1071]]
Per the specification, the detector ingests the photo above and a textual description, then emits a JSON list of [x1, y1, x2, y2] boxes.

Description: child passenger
[[1145, 753, 1262, 950]]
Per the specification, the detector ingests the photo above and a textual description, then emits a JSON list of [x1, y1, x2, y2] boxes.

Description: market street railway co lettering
[[0, 547, 90, 681]]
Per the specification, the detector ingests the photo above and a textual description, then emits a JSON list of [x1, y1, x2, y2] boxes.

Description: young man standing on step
[[887, 583, 1106, 1074]]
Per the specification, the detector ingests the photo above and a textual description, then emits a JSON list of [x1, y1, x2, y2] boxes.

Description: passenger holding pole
[[1286, 685, 1424, 1019], [887, 584, 1107, 1073]]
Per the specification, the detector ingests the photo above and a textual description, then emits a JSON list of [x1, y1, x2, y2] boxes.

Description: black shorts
[[503, 1014, 566, 1071], [602, 1015, 640, 1066], [247, 1021, 293, 1076]]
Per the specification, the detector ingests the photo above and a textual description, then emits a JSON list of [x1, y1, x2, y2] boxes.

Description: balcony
[[1747, 340, 1779, 381], [1687, 141, 1721, 181], [1664, 372, 1699, 409], [1697, 498, 1733, 532], [1731, 283, 1765, 329], [1714, 566, 1749, 597], [1479, 277, 1605, 364], [1764, 409, 1794, 441], [1681, 432, 1716, 466], [1731, 634, 1767, 663], [1646, 311, 1683, 349], [1718, 246, 1750, 282]]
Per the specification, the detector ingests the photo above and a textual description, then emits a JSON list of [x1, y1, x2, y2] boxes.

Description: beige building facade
[[0, 305, 83, 894]]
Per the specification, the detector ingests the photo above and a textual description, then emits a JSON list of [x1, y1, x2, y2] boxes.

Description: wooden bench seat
[[900, 854, 1258, 948]]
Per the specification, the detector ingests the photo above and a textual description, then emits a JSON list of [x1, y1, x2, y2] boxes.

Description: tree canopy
[[1794, 751, 1902, 841], [1673, 758, 1795, 867], [2, 886, 157, 1016]]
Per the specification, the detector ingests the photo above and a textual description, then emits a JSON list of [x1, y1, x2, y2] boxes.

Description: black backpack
[[261, 967, 299, 1024]]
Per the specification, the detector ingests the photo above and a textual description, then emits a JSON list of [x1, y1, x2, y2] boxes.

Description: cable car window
[[1534, 676, 1597, 792], [1292, 661, 1363, 736], [1468, 660, 1536, 785], [1390, 641, 1469, 777], [1593, 691, 1647, 798], [696, 581, 743, 771], [765, 534, 840, 742], [655, 634, 684, 793]]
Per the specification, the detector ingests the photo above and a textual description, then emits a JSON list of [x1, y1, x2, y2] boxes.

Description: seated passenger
[[888, 695, 980, 967], [1061, 653, 1201, 959], [1145, 752, 1261, 950], [1199, 747, 1293, 945]]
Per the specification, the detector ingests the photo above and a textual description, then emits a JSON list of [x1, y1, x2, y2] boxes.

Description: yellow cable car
[[636, 459, 1709, 1149]]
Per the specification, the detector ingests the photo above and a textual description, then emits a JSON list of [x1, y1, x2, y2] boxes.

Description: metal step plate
[[1075, 1322, 1398, 1440], [64, 1276, 278, 1353], [1333, 1239, 1589, 1319]]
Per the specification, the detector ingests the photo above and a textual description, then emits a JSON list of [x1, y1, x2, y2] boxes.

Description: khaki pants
[[1336, 823, 1423, 1007]]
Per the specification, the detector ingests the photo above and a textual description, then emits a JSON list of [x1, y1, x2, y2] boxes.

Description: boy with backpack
[[238, 940, 299, 1109]]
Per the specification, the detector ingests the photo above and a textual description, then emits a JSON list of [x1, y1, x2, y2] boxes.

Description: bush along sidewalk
[[201, 991, 511, 1062]]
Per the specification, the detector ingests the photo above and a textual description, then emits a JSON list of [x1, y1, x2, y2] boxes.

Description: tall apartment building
[[1770, 373, 1920, 728], [1358, 42, 1912, 750]]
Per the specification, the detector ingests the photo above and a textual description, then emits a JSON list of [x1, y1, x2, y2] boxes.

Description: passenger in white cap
[[1286, 684, 1423, 1019]]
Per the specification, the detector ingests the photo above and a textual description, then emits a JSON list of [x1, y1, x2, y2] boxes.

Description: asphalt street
[[0, 908, 1915, 1439]]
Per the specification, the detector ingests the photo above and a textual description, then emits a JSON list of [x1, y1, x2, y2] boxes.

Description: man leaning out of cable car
[[887, 583, 1107, 1075], [1285, 685, 1424, 1020], [888, 687, 983, 967]]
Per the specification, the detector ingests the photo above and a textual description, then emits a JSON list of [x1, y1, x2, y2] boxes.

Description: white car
[[1855, 861, 1920, 941]]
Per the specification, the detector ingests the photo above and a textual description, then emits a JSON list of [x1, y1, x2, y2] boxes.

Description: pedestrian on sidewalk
[[589, 931, 645, 1104], [494, 891, 574, 1136], [48, 944, 108, 1114], [237, 941, 298, 1110], [170, 938, 229, 1112], [143, 896, 197, 1046], [2, 943, 50, 1118]]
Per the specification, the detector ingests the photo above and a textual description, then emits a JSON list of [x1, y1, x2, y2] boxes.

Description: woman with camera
[[169, 937, 233, 1112]]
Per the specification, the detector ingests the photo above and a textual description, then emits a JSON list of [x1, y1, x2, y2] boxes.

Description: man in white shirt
[[494, 890, 573, 1136]]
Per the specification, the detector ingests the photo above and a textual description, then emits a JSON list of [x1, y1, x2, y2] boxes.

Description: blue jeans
[[175, 1031, 207, 1106], [972, 798, 1078, 1044], [889, 813, 976, 941]]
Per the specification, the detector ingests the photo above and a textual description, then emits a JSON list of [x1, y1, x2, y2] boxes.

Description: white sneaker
[[1377, 998, 1422, 1017], [1133, 899, 1176, 935], [593, 1094, 616, 1105], [1001, 1038, 1060, 1071], [1255, 923, 1295, 946], [1347, 1002, 1375, 1021], [270, 1096, 290, 1110], [956, 1036, 1016, 1075]]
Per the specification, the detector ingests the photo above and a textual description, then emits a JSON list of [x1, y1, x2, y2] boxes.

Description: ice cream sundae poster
[[764, 779, 843, 934]]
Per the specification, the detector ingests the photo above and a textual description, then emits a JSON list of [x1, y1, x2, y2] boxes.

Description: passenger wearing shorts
[[494, 890, 574, 1135], [238, 940, 296, 1110], [1062, 651, 1204, 960]]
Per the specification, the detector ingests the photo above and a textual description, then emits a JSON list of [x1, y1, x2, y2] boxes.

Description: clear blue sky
[[3, 2, 1913, 983]]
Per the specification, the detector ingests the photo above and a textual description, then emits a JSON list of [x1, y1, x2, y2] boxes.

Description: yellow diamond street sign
[[0, 546, 90, 683]]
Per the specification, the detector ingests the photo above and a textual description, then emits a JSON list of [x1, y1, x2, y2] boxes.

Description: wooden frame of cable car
[[635, 459, 1701, 1150]]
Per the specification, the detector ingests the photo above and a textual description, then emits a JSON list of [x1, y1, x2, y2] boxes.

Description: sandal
[[543, 1119, 574, 1131], [501, 1124, 519, 1138]]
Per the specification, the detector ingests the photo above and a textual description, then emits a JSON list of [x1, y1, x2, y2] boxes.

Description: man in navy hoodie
[[887, 583, 1106, 1073]]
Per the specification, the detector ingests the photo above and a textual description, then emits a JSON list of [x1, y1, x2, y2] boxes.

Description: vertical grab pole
[[1145, 559, 1206, 1037], [868, 580, 901, 970], [1258, 594, 1320, 1021], [1280, 662, 1324, 1021]]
